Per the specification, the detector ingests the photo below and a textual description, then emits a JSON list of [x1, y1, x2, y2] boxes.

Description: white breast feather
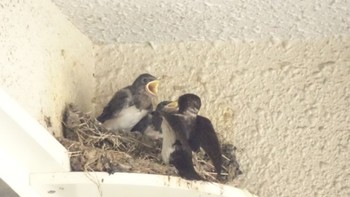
[[103, 106, 147, 131], [144, 127, 163, 139], [161, 119, 176, 164]]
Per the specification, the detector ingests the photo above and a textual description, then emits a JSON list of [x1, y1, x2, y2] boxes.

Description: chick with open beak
[[97, 73, 160, 132]]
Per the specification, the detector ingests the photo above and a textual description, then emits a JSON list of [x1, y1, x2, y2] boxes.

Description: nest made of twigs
[[59, 104, 242, 183]]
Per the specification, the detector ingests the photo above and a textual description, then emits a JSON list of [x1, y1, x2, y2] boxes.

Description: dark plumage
[[159, 94, 222, 180], [96, 73, 159, 131], [130, 101, 171, 139], [159, 100, 203, 180], [169, 140, 202, 180], [191, 115, 222, 175]]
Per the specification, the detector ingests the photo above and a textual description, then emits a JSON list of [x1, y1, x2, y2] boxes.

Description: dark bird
[[96, 73, 159, 132], [159, 94, 223, 180], [158, 99, 202, 180]]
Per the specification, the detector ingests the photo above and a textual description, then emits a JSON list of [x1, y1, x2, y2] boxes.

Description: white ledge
[[31, 172, 256, 197], [0, 89, 70, 197]]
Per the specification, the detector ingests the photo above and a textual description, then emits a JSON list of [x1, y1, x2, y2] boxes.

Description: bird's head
[[178, 94, 201, 114], [132, 73, 159, 96]]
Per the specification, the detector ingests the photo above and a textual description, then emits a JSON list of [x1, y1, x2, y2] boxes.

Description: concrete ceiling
[[52, 0, 350, 44]]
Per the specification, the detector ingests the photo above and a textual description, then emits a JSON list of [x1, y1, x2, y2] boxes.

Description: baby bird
[[97, 73, 159, 132]]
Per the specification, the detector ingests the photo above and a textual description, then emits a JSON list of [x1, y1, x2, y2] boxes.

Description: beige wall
[[1, 0, 349, 196], [93, 37, 350, 197], [0, 0, 94, 136], [51, 0, 350, 43]]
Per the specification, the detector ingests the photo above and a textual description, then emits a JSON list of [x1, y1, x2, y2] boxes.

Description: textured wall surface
[[93, 37, 350, 197], [0, 0, 94, 136], [52, 0, 350, 43], [1, 0, 350, 196]]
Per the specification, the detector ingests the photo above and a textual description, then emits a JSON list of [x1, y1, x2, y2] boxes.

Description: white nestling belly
[[103, 106, 148, 131], [161, 119, 176, 164]]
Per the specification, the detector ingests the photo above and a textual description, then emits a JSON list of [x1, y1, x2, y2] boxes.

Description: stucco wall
[[0, 0, 94, 136], [93, 37, 350, 197], [52, 0, 350, 43], [1, 0, 349, 196]]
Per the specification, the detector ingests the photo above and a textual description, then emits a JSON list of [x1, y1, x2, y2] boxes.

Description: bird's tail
[[178, 167, 203, 181]]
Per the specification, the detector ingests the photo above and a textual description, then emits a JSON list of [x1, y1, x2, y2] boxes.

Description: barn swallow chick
[[157, 98, 203, 180], [97, 73, 159, 132], [160, 94, 223, 180]]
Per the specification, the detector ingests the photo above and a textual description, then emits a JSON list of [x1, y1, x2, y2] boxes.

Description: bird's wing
[[96, 88, 132, 123], [131, 110, 164, 134], [151, 111, 163, 132], [130, 113, 151, 133], [188, 129, 201, 152], [194, 115, 222, 175], [170, 140, 203, 180]]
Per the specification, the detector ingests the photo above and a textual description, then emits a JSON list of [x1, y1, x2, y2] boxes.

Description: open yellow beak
[[166, 100, 178, 109], [146, 80, 159, 96]]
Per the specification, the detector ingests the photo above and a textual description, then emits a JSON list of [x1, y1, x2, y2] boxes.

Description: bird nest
[[58, 104, 242, 183]]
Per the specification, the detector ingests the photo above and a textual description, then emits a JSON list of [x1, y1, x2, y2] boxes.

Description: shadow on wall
[[0, 179, 18, 197]]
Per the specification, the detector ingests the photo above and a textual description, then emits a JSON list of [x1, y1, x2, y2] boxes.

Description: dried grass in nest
[[59, 104, 242, 183]]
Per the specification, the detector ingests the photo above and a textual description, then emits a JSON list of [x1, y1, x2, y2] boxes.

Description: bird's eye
[[142, 78, 148, 84]]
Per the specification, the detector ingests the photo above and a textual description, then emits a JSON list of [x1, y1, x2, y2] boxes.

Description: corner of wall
[[0, 0, 94, 136]]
